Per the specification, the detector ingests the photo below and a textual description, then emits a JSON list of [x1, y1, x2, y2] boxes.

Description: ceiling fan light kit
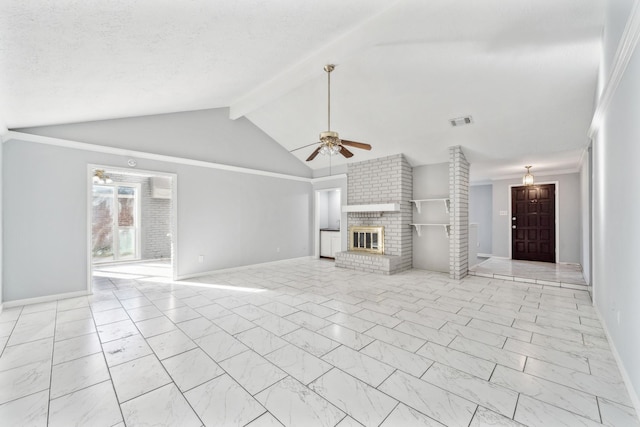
[[291, 64, 372, 162], [92, 169, 113, 184]]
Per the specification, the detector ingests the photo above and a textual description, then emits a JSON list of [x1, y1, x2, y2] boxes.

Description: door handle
[[512, 225, 516, 229]]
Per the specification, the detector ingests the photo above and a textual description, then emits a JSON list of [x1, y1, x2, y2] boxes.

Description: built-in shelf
[[410, 223, 451, 237], [410, 198, 450, 214], [342, 203, 400, 213]]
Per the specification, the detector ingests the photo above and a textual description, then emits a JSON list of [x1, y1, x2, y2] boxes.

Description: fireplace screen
[[349, 226, 384, 255]]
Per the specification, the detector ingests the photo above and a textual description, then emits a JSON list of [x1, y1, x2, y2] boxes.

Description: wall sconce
[[523, 165, 534, 186]]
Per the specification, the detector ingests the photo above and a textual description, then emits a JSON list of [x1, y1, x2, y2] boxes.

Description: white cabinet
[[320, 230, 340, 258]]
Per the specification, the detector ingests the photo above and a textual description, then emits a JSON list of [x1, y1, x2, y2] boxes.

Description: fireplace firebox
[[349, 226, 384, 255]]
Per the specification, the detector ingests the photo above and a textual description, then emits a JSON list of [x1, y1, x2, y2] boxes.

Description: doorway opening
[[92, 181, 141, 263], [88, 165, 177, 288], [315, 188, 342, 259]]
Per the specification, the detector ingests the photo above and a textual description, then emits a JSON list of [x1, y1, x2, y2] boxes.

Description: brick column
[[449, 146, 469, 280]]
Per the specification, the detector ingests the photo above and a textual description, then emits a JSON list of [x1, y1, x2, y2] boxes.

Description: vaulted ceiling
[[0, 0, 604, 181]]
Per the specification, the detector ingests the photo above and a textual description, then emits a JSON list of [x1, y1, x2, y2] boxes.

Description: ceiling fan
[[290, 64, 372, 161]]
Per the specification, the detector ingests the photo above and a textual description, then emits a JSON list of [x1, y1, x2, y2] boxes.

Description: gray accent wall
[[412, 163, 449, 273], [3, 136, 312, 302], [592, 0, 640, 410], [491, 173, 581, 263], [18, 108, 312, 178], [470, 184, 493, 255]]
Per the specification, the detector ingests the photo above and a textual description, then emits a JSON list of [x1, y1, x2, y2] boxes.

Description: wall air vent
[[450, 116, 473, 127]]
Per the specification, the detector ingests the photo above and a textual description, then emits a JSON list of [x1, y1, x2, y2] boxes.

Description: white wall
[[592, 0, 640, 411], [412, 163, 449, 272], [327, 190, 341, 229], [469, 184, 493, 255], [0, 136, 3, 305], [318, 191, 329, 229], [579, 148, 592, 286], [491, 173, 581, 263]]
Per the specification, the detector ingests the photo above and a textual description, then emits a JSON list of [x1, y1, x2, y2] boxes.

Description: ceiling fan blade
[[290, 142, 320, 153], [341, 140, 372, 150], [339, 146, 354, 158], [306, 146, 322, 161]]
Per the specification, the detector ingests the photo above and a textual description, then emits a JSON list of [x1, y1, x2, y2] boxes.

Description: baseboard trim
[[477, 253, 493, 258], [595, 305, 640, 421], [175, 256, 314, 281], [3, 290, 90, 308]]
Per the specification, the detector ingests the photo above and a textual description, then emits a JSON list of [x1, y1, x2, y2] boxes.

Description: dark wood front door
[[511, 184, 556, 263]]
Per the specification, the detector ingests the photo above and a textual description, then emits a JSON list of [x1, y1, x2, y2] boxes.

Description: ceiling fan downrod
[[324, 64, 334, 132]]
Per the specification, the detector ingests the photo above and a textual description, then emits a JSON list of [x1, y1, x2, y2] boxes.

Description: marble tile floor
[[469, 257, 587, 287], [0, 258, 637, 426], [93, 259, 173, 280]]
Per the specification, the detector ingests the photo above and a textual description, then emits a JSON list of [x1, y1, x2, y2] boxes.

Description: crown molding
[[489, 168, 580, 183], [4, 131, 353, 185], [589, 0, 640, 138], [311, 173, 347, 183]]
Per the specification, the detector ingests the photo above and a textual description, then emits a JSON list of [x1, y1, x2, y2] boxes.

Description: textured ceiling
[[0, 0, 604, 181]]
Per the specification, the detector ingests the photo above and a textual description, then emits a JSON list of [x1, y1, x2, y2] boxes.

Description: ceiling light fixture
[[289, 65, 372, 161], [93, 169, 113, 184], [523, 165, 534, 186]]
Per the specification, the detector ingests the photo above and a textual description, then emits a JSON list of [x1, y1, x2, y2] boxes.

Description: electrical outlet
[[198, 255, 204, 263]]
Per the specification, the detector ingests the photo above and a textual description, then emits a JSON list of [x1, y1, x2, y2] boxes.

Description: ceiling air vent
[[450, 116, 473, 127]]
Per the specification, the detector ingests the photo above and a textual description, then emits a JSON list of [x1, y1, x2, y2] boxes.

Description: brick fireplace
[[335, 154, 412, 274]]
